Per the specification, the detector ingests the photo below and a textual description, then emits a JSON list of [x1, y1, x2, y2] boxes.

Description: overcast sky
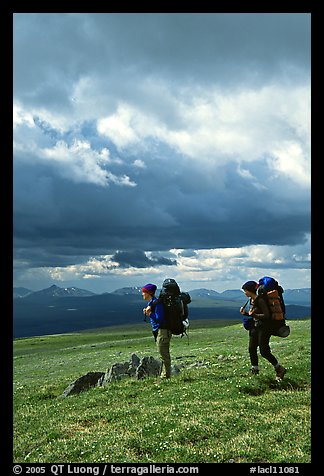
[[13, 13, 311, 293]]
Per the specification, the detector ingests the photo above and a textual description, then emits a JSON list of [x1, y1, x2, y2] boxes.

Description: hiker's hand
[[143, 306, 152, 316], [248, 309, 254, 316], [239, 307, 245, 314]]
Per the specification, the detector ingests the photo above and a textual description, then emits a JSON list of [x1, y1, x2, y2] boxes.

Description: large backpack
[[257, 276, 290, 338], [158, 278, 191, 336], [257, 276, 285, 320]]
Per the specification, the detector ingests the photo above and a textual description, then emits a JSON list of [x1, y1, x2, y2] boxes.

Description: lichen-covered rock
[[136, 356, 161, 379], [61, 353, 182, 397], [61, 371, 105, 397]]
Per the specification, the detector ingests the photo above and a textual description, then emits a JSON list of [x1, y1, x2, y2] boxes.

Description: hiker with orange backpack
[[240, 280, 286, 381]]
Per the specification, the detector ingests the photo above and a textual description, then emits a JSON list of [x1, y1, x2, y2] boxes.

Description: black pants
[[248, 325, 278, 367]]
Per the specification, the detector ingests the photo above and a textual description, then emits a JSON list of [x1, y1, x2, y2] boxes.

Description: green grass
[[13, 319, 311, 463]]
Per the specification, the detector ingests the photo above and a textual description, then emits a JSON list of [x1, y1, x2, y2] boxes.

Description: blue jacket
[[148, 296, 165, 332]]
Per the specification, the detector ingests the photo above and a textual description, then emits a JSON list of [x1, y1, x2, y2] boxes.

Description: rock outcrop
[[61, 353, 182, 397], [61, 371, 105, 397]]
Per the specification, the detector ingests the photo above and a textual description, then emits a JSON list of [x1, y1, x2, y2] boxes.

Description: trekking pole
[[241, 299, 250, 311]]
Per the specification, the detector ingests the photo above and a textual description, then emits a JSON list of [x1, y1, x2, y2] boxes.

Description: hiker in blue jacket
[[240, 280, 286, 380], [142, 283, 172, 379]]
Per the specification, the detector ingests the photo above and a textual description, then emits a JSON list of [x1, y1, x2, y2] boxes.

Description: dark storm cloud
[[112, 250, 177, 268], [13, 13, 310, 110], [13, 146, 310, 270], [179, 250, 198, 258]]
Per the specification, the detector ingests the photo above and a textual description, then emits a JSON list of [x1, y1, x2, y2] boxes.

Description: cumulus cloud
[[95, 84, 310, 186], [13, 105, 137, 187], [39, 139, 111, 186], [268, 141, 310, 187]]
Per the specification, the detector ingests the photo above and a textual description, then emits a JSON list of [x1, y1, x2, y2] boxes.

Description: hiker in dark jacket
[[240, 280, 286, 380], [142, 283, 172, 379]]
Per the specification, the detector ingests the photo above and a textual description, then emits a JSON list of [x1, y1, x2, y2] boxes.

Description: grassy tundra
[[13, 319, 311, 463]]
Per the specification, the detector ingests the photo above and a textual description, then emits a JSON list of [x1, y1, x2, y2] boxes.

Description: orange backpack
[[257, 276, 286, 321], [266, 289, 285, 321]]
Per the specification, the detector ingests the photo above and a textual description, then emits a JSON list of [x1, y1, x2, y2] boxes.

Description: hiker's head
[[242, 281, 259, 296], [142, 283, 157, 299]]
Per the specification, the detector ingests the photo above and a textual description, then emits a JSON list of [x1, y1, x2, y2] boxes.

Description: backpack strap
[[277, 286, 286, 315], [148, 296, 162, 310], [252, 294, 272, 320], [180, 299, 184, 317]]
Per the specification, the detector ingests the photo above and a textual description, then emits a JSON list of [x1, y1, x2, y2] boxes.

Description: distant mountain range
[[13, 284, 311, 338], [13, 284, 96, 299], [188, 287, 311, 306]]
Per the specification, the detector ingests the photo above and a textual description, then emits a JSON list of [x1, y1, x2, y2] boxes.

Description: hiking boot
[[275, 365, 286, 381], [154, 376, 170, 385], [250, 367, 259, 375]]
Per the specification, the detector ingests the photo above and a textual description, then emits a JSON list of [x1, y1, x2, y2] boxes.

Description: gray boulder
[[61, 371, 105, 397], [136, 356, 162, 379], [128, 353, 141, 376], [101, 353, 142, 385], [101, 361, 130, 384]]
